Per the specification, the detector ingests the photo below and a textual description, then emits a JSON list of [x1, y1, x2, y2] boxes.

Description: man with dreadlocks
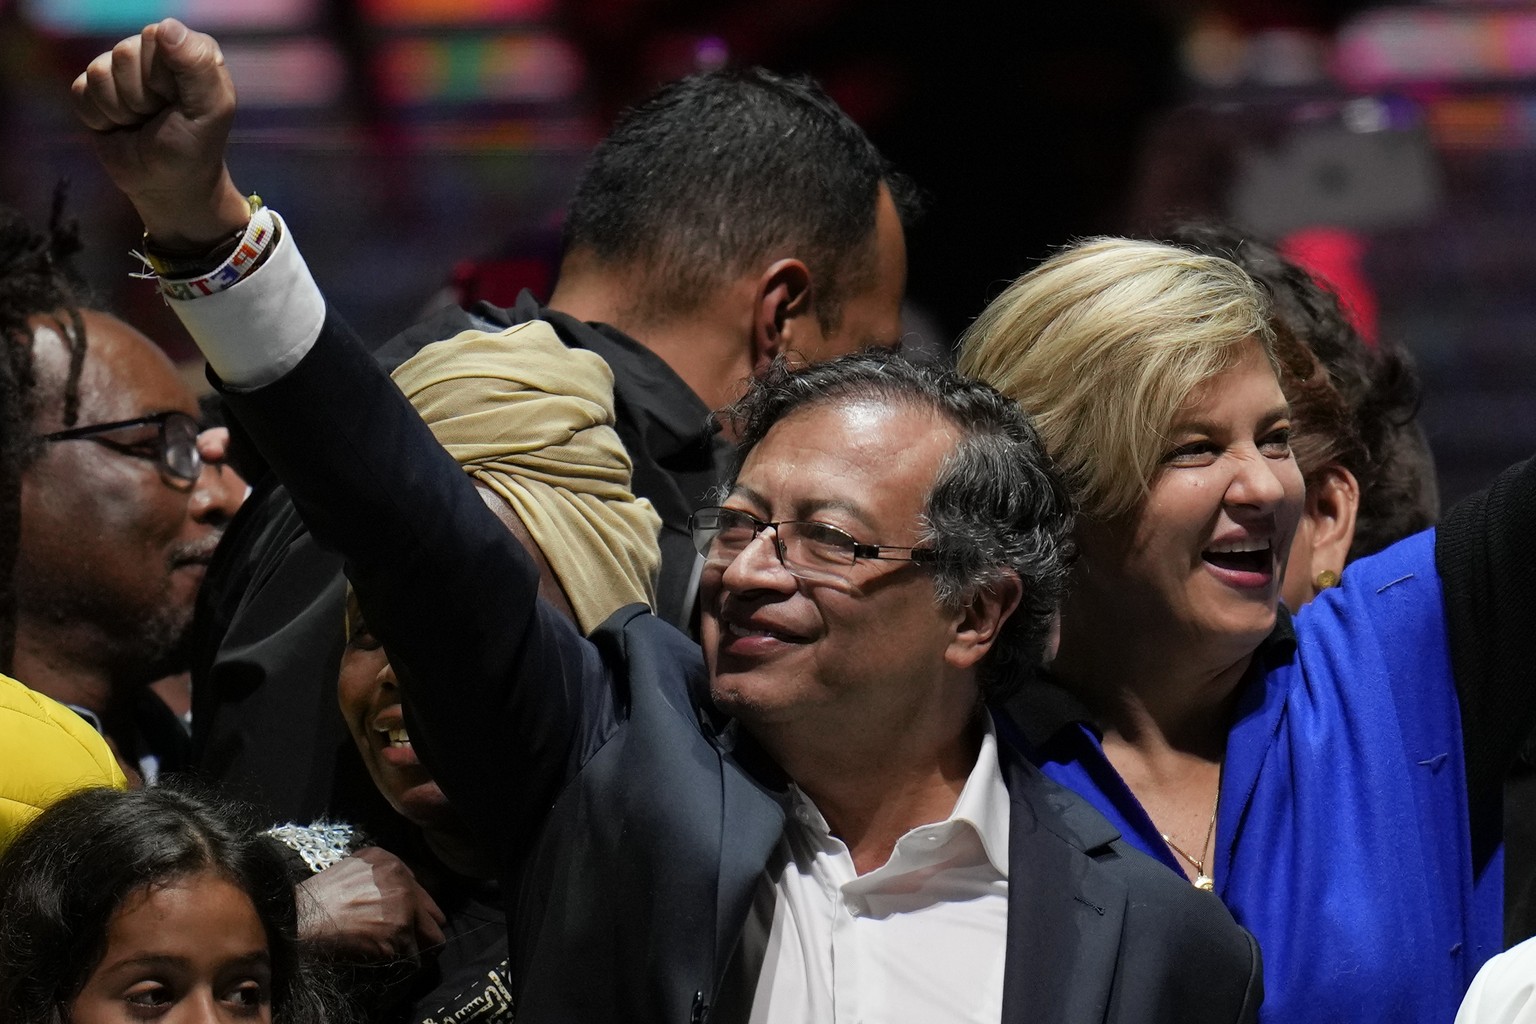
[[0, 198, 244, 784]]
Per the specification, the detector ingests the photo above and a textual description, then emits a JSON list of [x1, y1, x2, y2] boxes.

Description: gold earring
[[1314, 569, 1341, 590]]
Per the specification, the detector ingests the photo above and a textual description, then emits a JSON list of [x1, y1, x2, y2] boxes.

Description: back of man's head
[[562, 68, 917, 335]]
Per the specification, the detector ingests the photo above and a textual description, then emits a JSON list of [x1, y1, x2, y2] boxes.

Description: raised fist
[[72, 18, 250, 249]]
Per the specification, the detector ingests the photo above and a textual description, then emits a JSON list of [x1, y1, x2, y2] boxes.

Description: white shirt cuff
[[164, 210, 325, 391]]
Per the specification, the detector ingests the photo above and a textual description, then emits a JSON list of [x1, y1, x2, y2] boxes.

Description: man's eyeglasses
[[42, 411, 203, 485], [689, 506, 936, 585]]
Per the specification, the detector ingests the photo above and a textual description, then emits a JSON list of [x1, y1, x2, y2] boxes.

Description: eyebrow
[[1171, 404, 1292, 436], [728, 483, 877, 530], [105, 950, 271, 972]]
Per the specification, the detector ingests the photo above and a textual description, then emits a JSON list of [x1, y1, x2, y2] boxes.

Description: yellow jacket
[[0, 672, 126, 856]]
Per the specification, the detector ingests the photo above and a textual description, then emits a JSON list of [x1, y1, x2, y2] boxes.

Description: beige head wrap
[[391, 320, 661, 633]]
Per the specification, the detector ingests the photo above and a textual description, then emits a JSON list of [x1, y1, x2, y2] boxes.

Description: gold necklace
[[1159, 782, 1220, 891]]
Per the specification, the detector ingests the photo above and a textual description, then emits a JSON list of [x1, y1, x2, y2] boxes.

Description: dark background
[[5, 0, 1534, 504]]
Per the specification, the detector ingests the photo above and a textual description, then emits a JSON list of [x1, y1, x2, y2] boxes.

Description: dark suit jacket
[[221, 310, 1262, 1023], [192, 294, 723, 823]]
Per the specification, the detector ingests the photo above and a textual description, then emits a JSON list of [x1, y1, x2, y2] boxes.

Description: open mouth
[[1202, 539, 1272, 575], [375, 723, 411, 750], [370, 718, 422, 768]]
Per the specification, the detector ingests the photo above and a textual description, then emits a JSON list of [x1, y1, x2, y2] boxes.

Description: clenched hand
[[72, 17, 251, 249]]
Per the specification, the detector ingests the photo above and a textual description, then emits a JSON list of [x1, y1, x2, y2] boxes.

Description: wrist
[[137, 168, 252, 250]]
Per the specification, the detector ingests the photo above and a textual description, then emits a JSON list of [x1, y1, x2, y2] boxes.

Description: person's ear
[[750, 259, 813, 374], [945, 573, 1023, 673], [1304, 464, 1360, 584]]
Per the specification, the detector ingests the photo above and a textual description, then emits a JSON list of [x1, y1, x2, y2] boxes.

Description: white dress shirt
[[741, 719, 1010, 1024]]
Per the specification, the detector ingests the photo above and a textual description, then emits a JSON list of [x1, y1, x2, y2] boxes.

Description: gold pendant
[[1193, 874, 1214, 891]]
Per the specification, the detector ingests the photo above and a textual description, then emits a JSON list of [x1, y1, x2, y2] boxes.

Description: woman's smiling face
[[338, 596, 458, 832], [1069, 339, 1305, 658]]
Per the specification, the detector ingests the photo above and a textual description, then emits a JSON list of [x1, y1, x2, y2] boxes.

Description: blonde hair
[[959, 237, 1277, 520]]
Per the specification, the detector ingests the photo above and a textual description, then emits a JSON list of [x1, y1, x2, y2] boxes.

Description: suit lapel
[[998, 735, 1129, 1024], [713, 725, 791, 979]]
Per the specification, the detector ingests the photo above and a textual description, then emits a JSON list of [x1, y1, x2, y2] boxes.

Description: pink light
[[362, 0, 555, 24]]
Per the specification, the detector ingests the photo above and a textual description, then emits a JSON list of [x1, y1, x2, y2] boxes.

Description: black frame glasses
[[689, 505, 936, 584], [42, 411, 203, 484]]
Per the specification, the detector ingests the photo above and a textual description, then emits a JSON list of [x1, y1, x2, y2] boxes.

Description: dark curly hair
[[1162, 222, 1438, 559], [0, 190, 91, 674], [723, 350, 1075, 702], [0, 786, 343, 1024]]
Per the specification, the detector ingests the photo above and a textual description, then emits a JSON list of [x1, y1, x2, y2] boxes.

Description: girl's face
[[70, 870, 272, 1024]]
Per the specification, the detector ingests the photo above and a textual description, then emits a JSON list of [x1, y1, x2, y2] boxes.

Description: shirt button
[[795, 807, 813, 824]]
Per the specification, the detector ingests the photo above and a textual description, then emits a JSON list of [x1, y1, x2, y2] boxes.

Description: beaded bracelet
[[157, 206, 280, 301], [141, 193, 265, 277]]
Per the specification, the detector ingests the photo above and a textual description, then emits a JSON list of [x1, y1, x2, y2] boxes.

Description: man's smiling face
[[699, 398, 969, 746]]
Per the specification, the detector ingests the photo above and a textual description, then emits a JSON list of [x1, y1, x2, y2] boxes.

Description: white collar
[[787, 715, 1011, 879]]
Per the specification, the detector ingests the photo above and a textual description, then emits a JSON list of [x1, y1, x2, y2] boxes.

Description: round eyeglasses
[[689, 505, 936, 584], [42, 411, 203, 485]]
